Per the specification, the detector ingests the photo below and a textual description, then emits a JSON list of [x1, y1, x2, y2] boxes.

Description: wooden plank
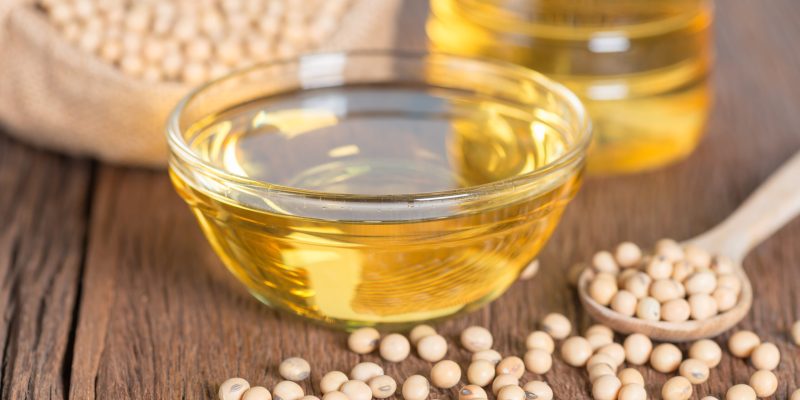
[[68, 166, 371, 398], [0, 133, 92, 399], [58, 0, 800, 399]]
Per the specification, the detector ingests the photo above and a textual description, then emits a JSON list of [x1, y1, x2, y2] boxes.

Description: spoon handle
[[688, 150, 800, 262]]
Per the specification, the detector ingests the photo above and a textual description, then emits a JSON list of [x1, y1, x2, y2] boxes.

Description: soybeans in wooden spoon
[[579, 151, 800, 342]]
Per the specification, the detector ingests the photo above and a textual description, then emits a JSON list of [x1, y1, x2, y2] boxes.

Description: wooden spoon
[[579, 151, 800, 342]]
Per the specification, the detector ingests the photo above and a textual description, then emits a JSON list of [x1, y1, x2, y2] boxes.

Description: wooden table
[[2, 1, 799, 399]]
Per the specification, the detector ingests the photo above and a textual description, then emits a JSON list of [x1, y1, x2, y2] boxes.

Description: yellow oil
[[171, 85, 583, 327], [428, 0, 712, 174]]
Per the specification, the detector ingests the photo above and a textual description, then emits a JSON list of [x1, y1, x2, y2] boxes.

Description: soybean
[[685, 270, 717, 295], [541, 313, 572, 339], [524, 348, 553, 374], [610, 290, 638, 317], [467, 360, 495, 387], [321, 391, 348, 400], [417, 334, 447, 362], [793, 320, 800, 345], [588, 275, 618, 306], [519, 259, 540, 280], [459, 385, 488, 400], [623, 334, 653, 365], [368, 375, 397, 399], [750, 342, 780, 370], [587, 353, 618, 370], [496, 356, 525, 379], [713, 288, 739, 312], [588, 363, 616, 383], [646, 256, 673, 280], [656, 239, 684, 261], [728, 331, 761, 358], [497, 385, 526, 400], [617, 368, 644, 386], [319, 371, 348, 394], [592, 375, 622, 400], [349, 362, 383, 382], [401, 375, 430, 400], [522, 381, 553, 400], [689, 339, 722, 368], [593, 251, 619, 274], [379, 333, 410, 362], [492, 374, 519, 395], [636, 297, 661, 321], [348, 328, 379, 354], [340, 381, 371, 400], [615, 242, 642, 268], [662, 376, 692, 400], [678, 358, 710, 384], [472, 349, 502, 365], [671, 261, 695, 282], [243, 387, 272, 400], [725, 384, 756, 400], [431, 360, 461, 389], [749, 370, 778, 397], [618, 384, 647, 400], [279, 357, 310, 381], [650, 343, 682, 373], [597, 343, 626, 367], [689, 293, 718, 320], [585, 324, 614, 351], [717, 274, 742, 294], [273, 381, 304, 400], [461, 326, 493, 352], [661, 298, 691, 322], [409, 324, 437, 346], [526, 331, 555, 353], [650, 279, 685, 302], [220, 378, 251, 400], [624, 272, 652, 299], [560, 336, 593, 367]]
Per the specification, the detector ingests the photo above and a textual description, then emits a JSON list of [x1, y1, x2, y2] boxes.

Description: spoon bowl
[[578, 263, 752, 342], [578, 151, 800, 342]]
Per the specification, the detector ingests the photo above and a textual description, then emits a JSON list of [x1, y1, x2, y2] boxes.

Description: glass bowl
[[166, 51, 591, 329]]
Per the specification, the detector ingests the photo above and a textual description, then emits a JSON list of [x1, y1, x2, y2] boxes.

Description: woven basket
[[0, 0, 402, 167]]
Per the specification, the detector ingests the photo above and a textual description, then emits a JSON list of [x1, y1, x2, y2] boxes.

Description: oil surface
[[172, 85, 582, 327], [428, 0, 712, 174]]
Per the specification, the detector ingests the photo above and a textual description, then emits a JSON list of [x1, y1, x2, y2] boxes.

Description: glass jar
[[428, 0, 713, 174]]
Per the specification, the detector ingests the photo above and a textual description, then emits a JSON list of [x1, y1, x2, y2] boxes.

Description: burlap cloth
[[0, 0, 402, 167]]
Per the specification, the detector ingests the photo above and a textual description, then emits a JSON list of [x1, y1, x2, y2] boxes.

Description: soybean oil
[[171, 85, 582, 327], [428, 0, 712, 173]]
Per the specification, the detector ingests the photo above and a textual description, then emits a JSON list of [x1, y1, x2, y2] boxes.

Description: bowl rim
[[166, 50, 592, 203]]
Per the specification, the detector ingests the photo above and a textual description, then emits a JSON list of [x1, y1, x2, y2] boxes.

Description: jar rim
[[165, 50, 592, 205], [442, 0, 712, 40]]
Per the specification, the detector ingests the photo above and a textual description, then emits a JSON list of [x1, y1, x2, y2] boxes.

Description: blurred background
[[1, 0, 714, 175]]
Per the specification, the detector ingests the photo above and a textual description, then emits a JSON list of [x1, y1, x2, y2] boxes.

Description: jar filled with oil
[[167, 53, 590, 328], [428, 0, 712, 174]]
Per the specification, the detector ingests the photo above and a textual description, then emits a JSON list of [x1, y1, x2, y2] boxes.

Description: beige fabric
[[0, 0, 402, 167]]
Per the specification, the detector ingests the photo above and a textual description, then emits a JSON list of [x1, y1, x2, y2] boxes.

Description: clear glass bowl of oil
[[428, 0, 712, 174], [167, 51, 591, 329]]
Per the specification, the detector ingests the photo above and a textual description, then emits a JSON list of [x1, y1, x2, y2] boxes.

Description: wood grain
[[0, 134, 92, 399], [1, 0, 800, 399]]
